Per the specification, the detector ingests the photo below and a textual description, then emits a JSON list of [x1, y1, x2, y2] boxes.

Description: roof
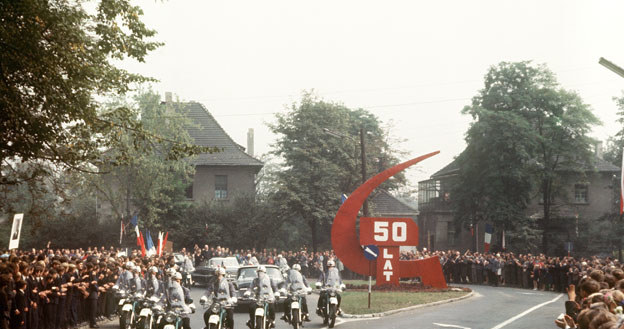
[[370, 190, 418, 216], [181, 102, 263, 169], [431, 159, 459, 178], [427, 155, 618, 180]]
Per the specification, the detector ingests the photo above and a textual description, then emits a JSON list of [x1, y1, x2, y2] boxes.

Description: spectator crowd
[[3, 244, 624, 329]]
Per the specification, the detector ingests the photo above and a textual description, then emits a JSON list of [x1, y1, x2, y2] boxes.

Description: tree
[[268, 92, 406, 251], [455, 62, 599, 253], [0, 0, 188, 186], [87, 90, 202, 229]]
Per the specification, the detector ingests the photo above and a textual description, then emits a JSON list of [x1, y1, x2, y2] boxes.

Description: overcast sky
[[121, 0, 624, 189]]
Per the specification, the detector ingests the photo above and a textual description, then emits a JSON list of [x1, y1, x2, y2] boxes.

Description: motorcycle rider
[[146, 266, 164, 300], [276, 254, 288, 271], [115, 261, 134, 291], [130, 265, 144, 294], [281, 264, 311, 322], [246, 265, 278, 329], [168, 272, 193, 329], [201, 267, 236, 329], [180, 253, 195, 287], [316, 260, 343, 316]]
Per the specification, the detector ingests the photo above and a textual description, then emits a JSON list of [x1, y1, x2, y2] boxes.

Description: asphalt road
[[102, 284, 565, 329]]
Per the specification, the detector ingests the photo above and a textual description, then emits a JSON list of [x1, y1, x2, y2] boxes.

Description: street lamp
[[599, 57, 624, 79], [323, 127, 370, 217]]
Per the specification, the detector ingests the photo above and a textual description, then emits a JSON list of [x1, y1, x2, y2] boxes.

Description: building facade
[[184, 101, 263, 202], [417, 153, 619, 254]]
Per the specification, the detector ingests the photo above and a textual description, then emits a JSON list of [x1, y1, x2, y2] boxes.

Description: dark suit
[[10, 290, 26, 329]]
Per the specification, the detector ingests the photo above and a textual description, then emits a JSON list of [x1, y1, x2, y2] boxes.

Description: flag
[[146, 230, 156, 256], [162, 232, 169, 255], [341, 194, 348, 204], [130, 214, 138, 227], [139, 231, 146, 257], [157, 231, 163, 256], [620, 147, 623, 214], [484, 223, 493, 253]]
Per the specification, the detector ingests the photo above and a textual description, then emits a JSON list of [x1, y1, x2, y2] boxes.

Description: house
[[417, 149, 619, 253], [183, 101, 263, 201]]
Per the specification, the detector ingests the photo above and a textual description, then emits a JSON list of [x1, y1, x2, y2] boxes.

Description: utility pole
[[360, 128, 369, 217]]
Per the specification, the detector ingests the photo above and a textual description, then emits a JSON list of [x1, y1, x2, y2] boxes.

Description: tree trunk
[[309, 218, 318, 252], [541, 179, 550, 254]]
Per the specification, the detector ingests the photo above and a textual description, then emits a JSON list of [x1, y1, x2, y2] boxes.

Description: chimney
[[595, 141, 603, 159], [247, 128, 255, 157]]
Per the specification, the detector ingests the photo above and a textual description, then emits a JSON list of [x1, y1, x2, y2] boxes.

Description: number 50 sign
[[360, 218, 419, 246]]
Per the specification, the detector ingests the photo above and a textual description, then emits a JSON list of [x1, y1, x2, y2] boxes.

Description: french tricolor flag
[[484, 223, 493, 252]]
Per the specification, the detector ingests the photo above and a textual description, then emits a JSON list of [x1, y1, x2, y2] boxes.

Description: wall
[[192, 165, 257, 202]]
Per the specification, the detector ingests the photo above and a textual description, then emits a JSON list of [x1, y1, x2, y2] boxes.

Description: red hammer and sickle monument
[[331, 151, 447, 288]]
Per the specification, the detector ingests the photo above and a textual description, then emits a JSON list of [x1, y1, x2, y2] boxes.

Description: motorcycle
[[284, 289, 310, 329], [182, 271, 194, 288], [161, 301, 196, 329], [316, 283, 345, 328], [136, 296, 162, 329], [246, 291, 276, 329], [120, 292, 145, 329], [201, 295, 237, 329]]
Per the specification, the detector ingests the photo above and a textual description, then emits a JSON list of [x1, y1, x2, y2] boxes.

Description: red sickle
[[331, 151, 447, 288]]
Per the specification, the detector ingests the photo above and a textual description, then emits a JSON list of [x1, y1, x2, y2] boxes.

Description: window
[[574, 184, 588, 204], [215, 175, 228, 199]]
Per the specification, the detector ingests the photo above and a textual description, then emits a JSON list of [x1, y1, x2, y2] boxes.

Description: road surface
[[103, 284, 564, 329]]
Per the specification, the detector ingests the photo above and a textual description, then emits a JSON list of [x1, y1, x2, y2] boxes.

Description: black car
[[192, 257, 240, 286], [235, 265, 287, 306]]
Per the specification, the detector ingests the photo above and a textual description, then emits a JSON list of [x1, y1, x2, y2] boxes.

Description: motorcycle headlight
[[211, 305, 219, 312], [165, 314, 175, 323]]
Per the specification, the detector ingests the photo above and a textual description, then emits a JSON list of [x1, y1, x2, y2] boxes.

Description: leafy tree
[[87, 90, 202, 229], [455, 62, 599, 253], [268, 92, 406, 251], [1, 0, 164, 183]]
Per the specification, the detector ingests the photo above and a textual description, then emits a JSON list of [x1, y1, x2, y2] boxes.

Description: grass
[[340, 290, 469, 314]]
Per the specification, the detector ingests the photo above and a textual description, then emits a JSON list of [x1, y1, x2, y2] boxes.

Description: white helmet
[[327, 260, 335, 267], [125, 261, 135, 268], [166, 267, 176, 277], [174, 272, 182, 280], [257, 265, 266, 273], [132, 265, 140, 272], [293, 264, 301, 271], [218, 268, 226, 276], [150, 266, 158, 274]]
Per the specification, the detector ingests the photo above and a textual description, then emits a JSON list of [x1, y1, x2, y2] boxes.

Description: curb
[[340, 289, 475, 319]]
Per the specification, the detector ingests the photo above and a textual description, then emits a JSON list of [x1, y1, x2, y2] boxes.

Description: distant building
[[184, 101, 263, 201], [417, 150, 619, 253]]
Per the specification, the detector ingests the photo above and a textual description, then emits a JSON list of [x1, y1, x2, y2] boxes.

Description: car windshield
[[238, 268, 256, 280], [207, 258, 239, 268], [267, 267, 282, 281], [237, 267, 282, 281]]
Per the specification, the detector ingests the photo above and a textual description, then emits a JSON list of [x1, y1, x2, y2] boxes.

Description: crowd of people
[[4, 244, 624, 329], [189, 245, 347, 279]]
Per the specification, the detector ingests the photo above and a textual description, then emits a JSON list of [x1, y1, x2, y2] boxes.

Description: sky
[[121, 0, 624, 191]]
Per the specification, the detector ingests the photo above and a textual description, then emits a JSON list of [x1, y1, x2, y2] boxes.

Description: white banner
[[9, 214, 24, 250]]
